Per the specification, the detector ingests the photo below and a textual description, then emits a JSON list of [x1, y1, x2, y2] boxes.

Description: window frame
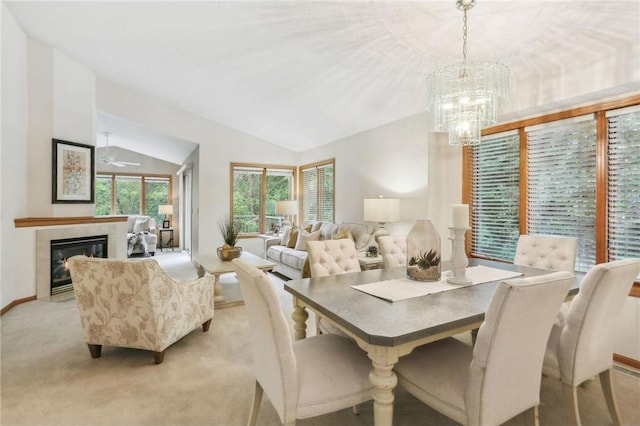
[[96, 172, 172, 222], [463, 94, 640, 296], [230, 162, 297, 236], [299, 158, 335, 224]]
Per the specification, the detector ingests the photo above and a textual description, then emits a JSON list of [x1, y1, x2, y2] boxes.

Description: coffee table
[[195, 251, 276, 308]]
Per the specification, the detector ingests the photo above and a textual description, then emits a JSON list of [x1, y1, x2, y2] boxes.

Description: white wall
[[298, 112, 462, 260], [1, 20, 96, 308], [96, 80, 299, 259], [1, 4, 29, 308]]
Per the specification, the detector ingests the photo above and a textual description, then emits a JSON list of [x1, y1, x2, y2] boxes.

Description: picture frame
[[52, 139, 95, 204]]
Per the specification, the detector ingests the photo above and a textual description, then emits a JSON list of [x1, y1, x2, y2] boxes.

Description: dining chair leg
[[352, 404, 360, 415], [599, 369, 622, 426], [562, 382, 582, 426], [247, 380, 263, 426], [523, 405, 539, 426]]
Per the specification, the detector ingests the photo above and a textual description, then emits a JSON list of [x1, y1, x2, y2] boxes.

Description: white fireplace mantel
[[16, 217, 129, 300]]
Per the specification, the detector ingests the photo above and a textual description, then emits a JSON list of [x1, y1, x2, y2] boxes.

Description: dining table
[[284, 258, 582, 426]]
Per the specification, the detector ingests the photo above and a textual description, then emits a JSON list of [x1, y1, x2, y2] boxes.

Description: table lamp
[[158, 204, 173, 228], [364, 197, 400, 243], [276, 200, 298, 227]]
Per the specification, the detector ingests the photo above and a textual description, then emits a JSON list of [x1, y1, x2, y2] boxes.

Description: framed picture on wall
[[52, 139, 95, 204]]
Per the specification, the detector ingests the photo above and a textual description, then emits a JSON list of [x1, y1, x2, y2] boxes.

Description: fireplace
[[50, 235, 108, 295]]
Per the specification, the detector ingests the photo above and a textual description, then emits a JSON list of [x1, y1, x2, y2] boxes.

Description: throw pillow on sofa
[[287, 226, 300, 248], [133, 217, 150, 233], [280, 226, 292, 246], [294, 230, 321, 251]]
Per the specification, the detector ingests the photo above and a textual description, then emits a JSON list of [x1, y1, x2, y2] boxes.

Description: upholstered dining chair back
[[306, 239, 361, 278], [394, 271, 574, 426], [514, 234, 578, 272], [543, 258, 639, 426], [232, 258, 297, 423], [378, 233, 407, 268], [67, 255, 214, 364], [233, 258, 374, 426], [467, 271, 574, 425]]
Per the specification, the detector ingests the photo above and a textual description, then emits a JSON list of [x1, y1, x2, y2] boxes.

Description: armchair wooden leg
[[247, 380, 263, 426], [202, 318, 212, 332], [599, 369, 622, 426], [352, 405, 360, 415], [87, 344, 102, 359], [562, 382, 581, 426], [153, 350, 166, 365]]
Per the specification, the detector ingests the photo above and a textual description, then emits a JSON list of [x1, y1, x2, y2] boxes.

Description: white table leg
[[368, 348, 399, 426], [213, 273, 224, 303], [292, 299, 308, 340]]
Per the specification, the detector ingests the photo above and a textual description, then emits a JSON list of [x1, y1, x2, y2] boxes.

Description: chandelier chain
[[462, 8, 468, 64]]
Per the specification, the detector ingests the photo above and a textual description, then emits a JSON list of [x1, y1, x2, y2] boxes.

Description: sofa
[[265, 221, 377, 279], [127, 215, 158, 256]]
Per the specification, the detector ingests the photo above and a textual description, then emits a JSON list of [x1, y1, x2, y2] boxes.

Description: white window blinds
[[526, 117, 597, 273], [301, 161, 334, 223], [470, 132, 520, 261], [607, 109, 640, 274]]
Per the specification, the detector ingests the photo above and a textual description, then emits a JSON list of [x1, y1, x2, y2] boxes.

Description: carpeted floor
[[1, 251, 639, 426]]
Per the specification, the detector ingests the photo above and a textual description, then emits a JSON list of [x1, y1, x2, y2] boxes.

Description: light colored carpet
[[1, 251, 639, 426]]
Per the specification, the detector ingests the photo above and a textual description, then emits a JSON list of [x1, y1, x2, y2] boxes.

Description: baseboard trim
[[614, 353, 640, 370], [1, 295, 37, 316]]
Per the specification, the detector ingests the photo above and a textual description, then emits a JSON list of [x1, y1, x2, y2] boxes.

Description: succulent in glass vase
[[406, 219, 441, 281], [217, 215, 243, 261]]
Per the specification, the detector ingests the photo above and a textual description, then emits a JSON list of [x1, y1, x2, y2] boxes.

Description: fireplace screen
[[50, 235, 108, 294]]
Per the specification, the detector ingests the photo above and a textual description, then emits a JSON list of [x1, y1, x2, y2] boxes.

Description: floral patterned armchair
[[67, 256, 215, 364]]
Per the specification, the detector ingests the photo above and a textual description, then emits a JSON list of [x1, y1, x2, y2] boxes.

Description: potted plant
[[217, 215, 243, 261]]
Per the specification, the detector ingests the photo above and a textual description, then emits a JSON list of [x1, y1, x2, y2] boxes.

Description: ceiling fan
[[99, 132, 140, 167]]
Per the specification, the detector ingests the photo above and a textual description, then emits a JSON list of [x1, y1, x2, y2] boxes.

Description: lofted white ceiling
[[5, 1, 640, 162]]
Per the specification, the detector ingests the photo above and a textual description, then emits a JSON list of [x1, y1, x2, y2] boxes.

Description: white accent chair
[[232, 258, 374, 426], [306, 239, 361, 335], [306, 239, 362, 277], [378, 233, 407, 268], [394, 271, 574, 426], [543, 258, 640, 426], [514, 234, 578, 272], [67, 256, 215, 364]]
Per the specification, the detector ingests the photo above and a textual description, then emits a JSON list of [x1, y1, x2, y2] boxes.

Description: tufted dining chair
[[378, 233, 407, 268], [306, 239, 361, 277], [542, 258, 640, 426], [394, 271, 574, 426], [306, 239, 361, 335], [232, 258, 374, 426], [67, 255, 215, 364], [514, 234, 578, 272]]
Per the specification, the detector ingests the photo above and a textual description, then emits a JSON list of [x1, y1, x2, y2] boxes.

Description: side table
[[358, 253, 384, 271], [158, 228, 174, 251]]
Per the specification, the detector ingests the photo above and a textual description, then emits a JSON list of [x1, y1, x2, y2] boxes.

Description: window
[[95, 173, 171, 223], [231, 164, 296, 234], [300, 159, 334, 223], [527, 118, 597, 273], [470, 132, 520, 261], [466, 96, 640, 286], [607, 107, 640, 278]]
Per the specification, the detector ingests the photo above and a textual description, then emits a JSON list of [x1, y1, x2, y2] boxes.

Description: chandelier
[[426, 0, 509, 146]]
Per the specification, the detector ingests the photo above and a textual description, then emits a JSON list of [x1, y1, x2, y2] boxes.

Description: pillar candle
[[452, 204, 469, 228]]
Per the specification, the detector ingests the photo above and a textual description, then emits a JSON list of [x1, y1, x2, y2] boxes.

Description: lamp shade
[[275, 200, 298, 215], [364, 198, 400, 223], [158, 204, 173, 215]]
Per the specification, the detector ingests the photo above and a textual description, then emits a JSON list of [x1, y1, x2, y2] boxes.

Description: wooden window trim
[[97, 172, 173, 216], [230, 162, 297, 234], [467, 95, 640, 297], [299, 158, 335, 223]]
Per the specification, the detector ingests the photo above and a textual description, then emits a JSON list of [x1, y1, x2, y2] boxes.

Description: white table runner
[[351, 265, 524, 302]]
